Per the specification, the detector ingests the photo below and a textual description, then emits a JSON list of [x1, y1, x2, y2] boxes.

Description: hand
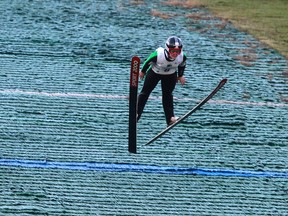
[[139, 71, 145, 80], [178, 76, 186, 85]]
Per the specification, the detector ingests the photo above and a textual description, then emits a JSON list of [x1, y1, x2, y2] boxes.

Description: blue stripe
[[0, 159, 287, 178]]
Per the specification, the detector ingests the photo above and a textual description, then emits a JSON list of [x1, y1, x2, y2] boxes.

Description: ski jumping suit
[[137, 47, 187, 125]]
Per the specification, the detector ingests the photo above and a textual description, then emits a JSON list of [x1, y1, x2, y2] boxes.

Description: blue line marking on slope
[[0, 159, 287, 178]]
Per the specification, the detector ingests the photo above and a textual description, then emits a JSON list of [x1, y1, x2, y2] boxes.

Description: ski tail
[[144, 78, 227, 146], [128, 56, 140, 153]]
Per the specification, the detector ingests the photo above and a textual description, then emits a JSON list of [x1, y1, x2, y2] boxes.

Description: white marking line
[[0, 89, 128, 99], [0, 89, 287, 107]]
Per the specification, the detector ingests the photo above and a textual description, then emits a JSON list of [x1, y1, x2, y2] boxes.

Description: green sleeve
[[141, 51, 157, 73]]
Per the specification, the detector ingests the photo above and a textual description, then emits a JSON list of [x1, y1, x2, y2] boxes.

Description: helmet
[[165, 36, 183, 51]]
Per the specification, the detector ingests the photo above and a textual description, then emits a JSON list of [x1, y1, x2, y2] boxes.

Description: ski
[[144, 78, 227, 146], [128, 56, 140, 153]]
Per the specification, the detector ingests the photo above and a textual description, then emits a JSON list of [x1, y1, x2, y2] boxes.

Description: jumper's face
[[168, 48, 181, 59]]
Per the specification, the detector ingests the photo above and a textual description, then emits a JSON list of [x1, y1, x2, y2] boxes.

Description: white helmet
[[165, 36, 183, 51]]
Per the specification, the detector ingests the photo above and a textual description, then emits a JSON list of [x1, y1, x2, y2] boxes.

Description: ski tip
[[131, 56, 140, 61], [222, 78, 228, 83]]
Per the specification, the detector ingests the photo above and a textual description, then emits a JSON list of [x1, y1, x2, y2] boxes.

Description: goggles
[[168, 48, 181, 54]]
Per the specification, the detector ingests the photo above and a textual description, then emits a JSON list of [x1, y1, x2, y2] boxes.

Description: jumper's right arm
[[141, 51, 158, 73]]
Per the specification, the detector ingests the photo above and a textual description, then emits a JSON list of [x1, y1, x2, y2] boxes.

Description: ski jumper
[[137, 47, 187, 125]]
